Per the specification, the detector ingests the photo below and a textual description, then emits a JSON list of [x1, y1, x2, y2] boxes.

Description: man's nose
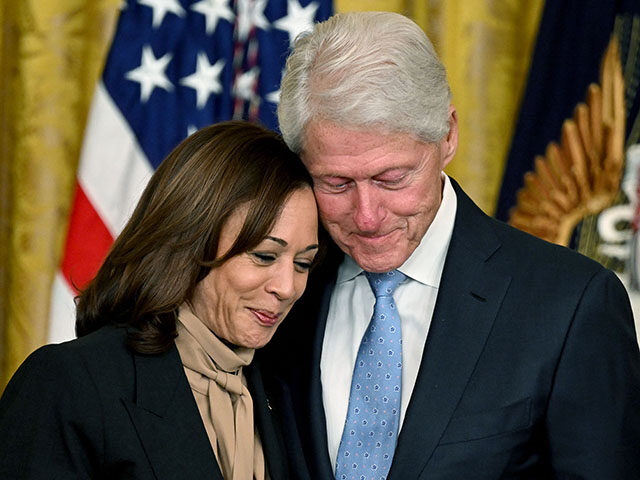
[[352, 185, 384, 233]]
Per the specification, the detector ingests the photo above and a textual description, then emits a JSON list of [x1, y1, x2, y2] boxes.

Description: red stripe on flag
[[61, 183, 114, 293]]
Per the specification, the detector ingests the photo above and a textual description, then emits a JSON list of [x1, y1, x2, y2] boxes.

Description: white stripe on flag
[[48, 272, 79, 343], [78, 81, 153, 237], [48, 83, 154, 343]]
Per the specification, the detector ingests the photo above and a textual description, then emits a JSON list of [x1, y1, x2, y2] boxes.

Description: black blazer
[[264, 179, 640, 479], [0, 325, 291, 479]]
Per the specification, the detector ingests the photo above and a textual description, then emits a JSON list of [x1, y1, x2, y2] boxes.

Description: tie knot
[[365, 270, 406, 298]]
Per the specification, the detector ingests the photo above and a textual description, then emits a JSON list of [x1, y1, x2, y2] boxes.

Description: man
[[266, 11, 640, 479]]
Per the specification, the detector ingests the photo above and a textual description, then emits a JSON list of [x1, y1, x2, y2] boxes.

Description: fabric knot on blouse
[[175, 303, 265, 480]]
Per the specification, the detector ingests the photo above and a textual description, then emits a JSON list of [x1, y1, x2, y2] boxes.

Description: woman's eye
[[251, 252, 276, 263], [294, 261, 312, 272]]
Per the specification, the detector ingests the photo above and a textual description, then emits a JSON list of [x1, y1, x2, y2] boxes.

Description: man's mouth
[[353, 229, 398, 244]]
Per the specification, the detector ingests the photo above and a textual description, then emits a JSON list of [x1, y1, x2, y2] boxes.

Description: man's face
[[302, 111, 457, 273]]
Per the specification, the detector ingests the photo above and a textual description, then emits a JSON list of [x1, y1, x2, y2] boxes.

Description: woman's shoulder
[[4, 326, 134, 402], [30, 325, 130, 366], [0, 327, 140, 478]]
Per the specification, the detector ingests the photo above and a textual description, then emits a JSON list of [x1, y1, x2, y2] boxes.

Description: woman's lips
[[249, 309, 279, 327]]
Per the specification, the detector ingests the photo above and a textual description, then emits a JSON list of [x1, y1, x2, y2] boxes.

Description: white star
[[125, 45, 173, 103], [138, 0, 185, 28], [187, 125, 198, 136], [273, 0, 318, 45], [265, 88, 280, 104], [180, 52, 225, 109], [234, 67, 260, 102], [191, 0, 234, 35], [236, 0, 270, 42], [265, 68, 285, 104]]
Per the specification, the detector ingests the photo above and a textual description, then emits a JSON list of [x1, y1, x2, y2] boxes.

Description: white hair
[[277, 11, 452, 153]]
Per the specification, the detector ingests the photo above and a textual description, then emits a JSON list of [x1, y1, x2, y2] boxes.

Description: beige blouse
[[175, 303, 266, 480]]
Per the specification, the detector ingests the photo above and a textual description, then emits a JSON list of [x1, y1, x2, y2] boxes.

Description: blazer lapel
[[122, 344, 222, 480], [389, 180, 512, 479], [246, 361, 289, 480]]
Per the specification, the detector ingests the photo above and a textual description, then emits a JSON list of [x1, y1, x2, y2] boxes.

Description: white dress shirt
[[320, 174, 458, 470]]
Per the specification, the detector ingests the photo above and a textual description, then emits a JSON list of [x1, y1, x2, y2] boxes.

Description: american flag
[[48, 0, 332, 343]]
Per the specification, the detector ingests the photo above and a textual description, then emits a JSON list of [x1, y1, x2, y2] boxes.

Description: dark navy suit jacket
[[264, 179, 640, 479], [0, 325, 292, 479]]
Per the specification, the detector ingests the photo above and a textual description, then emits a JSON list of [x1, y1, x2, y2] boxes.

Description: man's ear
[[441, 104, 458, 169]]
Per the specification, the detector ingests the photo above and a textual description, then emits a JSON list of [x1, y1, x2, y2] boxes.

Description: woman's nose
[[266, 262, 297, 300]]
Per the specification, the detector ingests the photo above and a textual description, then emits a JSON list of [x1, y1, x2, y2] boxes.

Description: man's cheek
[[317, 198, 349, 221]]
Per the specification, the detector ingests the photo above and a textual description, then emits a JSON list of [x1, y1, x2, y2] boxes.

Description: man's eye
[[319, 178, 350, 192], [375, 175, 407, 188]]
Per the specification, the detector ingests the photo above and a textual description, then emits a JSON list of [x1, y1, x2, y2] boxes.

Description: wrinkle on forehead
[[302, 120, 440, 178]]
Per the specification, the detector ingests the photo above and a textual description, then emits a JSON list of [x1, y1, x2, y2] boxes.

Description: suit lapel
[[307, 275, 339, 478], [122, 344, 222, 480], [258, 246, 342, 479], [389, 180, 512, 479]]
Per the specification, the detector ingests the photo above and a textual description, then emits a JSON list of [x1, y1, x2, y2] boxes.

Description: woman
[[0, 121, 319, 479]]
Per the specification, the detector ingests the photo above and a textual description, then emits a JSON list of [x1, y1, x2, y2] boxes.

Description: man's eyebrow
[[265, 236, 319, 252], [374, 167, 410, 176], [313, 174, 349, 181]]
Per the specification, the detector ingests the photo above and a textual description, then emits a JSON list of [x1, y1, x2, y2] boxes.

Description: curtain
[[410, 1, 544, 212], [0, 0, 120, 389], [0, 0, 543, 390]]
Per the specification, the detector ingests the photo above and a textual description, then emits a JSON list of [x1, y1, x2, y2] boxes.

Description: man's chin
[[349, 248, 407, 273], [332, 231, 411, 271]]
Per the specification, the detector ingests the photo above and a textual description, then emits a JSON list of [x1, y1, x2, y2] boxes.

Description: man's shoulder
[[451, 179, 605, 281], [488, 214, 603, 277]]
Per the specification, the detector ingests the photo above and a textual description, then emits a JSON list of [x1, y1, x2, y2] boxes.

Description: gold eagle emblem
[[508, 36, 625, 247]]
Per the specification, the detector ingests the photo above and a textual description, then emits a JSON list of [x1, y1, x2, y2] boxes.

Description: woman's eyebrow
[[265, 236, 319, 252], [265, 236, 287, 246]]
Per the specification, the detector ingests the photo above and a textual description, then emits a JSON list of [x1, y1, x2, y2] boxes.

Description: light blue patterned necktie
[[335, 270, 406, 480]]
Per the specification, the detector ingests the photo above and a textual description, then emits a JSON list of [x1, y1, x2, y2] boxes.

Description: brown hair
[[75, 121, 314, 354]]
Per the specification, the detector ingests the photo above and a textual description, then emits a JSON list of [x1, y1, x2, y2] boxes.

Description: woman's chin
[[235, 333, 276, 350]]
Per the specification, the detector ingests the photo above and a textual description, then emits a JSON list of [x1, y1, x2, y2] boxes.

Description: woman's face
[[190, 187, 319, 349]]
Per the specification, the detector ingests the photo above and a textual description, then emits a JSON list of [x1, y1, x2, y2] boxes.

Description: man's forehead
[[301, 120, 434, 175]]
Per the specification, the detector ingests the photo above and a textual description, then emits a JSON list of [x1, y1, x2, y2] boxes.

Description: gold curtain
[[0, 0, 543, 391], [0, 0, 120, 389], [414, 1, 544, 212]]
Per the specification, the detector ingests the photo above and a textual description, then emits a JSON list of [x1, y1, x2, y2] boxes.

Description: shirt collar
[[336, 174, 457, 288]]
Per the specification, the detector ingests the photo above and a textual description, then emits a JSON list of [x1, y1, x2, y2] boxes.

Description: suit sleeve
[[0, 344, 104, 479], [546, 268, 640, 479]]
